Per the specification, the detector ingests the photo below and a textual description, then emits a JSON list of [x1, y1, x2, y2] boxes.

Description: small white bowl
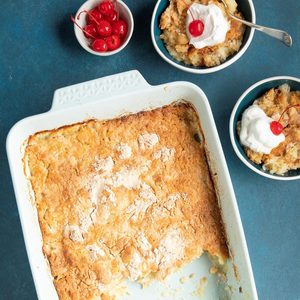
[[151, 0, 256, 74], [74, 0, 134, 56], [229, 76, 300, 181]]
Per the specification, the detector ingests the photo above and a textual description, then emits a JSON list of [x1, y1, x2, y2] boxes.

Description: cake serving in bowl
[[237, 84, 300, 176], [24, 102, 228, 300], [159, 0, 246, 67]]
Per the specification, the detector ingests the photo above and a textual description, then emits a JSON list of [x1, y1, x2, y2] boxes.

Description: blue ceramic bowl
[[151, 0, 256, 74], [230, 76, 300, 180]]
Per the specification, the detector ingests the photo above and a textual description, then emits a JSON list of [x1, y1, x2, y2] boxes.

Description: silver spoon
[[219, 0, 292, 47]]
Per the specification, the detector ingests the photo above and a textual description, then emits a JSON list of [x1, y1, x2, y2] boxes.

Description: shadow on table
[[56, 13, 83, 54], [127, 3, 159, 65]]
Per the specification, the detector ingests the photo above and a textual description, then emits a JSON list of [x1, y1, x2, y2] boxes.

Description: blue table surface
[[1, 0, 299, 299]]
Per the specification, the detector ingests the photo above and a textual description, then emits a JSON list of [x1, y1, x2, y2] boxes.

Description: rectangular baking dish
[[7, 70, 258, 300]]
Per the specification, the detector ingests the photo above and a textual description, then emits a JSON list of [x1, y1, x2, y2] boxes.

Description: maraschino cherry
[[189, 20, 205, 37], [70, 16, 98, 39], [270, 104, 300, 136], [78, 10, 101, 26], [112, 19, 127, 37], [270, 121, 284, 136], [78, 10, 113, 37], [87, 8, 103, 25], [105, 10, 118, 23], [106, 34, 121, 50], [98, 1, 115, 15], [181, 0, 205, 37], [97, 20, 112, 37], [92, 39, 108, 52]]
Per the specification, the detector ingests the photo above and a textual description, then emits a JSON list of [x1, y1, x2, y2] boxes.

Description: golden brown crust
[[241, 84, 300, 175], [24, 102, 228, 300], [159, 0, 245, 67]]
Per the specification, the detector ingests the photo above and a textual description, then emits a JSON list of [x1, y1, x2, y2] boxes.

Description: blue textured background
[[0, 0, 299, 299]]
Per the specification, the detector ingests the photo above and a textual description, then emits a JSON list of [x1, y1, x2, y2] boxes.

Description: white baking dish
[[7, 70, 257, 300]]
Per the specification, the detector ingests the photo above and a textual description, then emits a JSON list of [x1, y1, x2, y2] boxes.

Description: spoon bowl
[[219, 0, 292, 47]]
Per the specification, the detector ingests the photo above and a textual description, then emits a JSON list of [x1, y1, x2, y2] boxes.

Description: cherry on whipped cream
[[189, 20, 205, 37], [270, 104, 300, 135], [270, 121, 284, 136], [181, 0, 205, 37]]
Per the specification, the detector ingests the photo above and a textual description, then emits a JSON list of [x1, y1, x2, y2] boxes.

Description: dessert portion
[[240, 105, 285, 154], [24, 102, 228, 300], [71, 0, 128, 52], [238, 84, 300, 175], [160, 0, 245, 67]]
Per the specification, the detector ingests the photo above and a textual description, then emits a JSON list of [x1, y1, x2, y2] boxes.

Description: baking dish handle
[[51, 70, 150, 111]]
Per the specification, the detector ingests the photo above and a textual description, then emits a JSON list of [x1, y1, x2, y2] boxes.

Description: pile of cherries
[[71, 0, 128, 52]]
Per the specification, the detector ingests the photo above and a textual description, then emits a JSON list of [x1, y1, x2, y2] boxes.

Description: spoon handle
[[229, 14, 292, 47]]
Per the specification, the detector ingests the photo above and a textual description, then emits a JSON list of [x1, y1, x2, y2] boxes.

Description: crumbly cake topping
[[164, 193, 185, 211], [154, 228, 185, 269], [115, 143, 132, 159], [153, 147, 176, 162], [79, 209, 95, 233], [93, 156, 114, 173], [137, 232, 152, 254], [126, 251, 143, 281], [111, 166, 143, 189], [24, 103, 228, 300], [86, 244, 105, 261], [138, 133, 160, 150], [64, 225, 84, 243], [126, 183, 158, 222]]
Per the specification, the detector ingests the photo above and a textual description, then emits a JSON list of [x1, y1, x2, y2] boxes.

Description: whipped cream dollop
[[186, 3, 230, 49], [239, 105, 285, 154]]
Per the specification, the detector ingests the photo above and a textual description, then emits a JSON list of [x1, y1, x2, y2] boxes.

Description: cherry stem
[[70, 15, 97, 39], [179, 0, 195, 21], [77, 10, 101, 26], [278, 104, 300, 123]]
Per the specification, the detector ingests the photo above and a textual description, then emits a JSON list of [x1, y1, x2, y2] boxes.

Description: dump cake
[[238, 84, 300, 175], [24, 102, 228, 300], [160, 0, 245, 67]]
